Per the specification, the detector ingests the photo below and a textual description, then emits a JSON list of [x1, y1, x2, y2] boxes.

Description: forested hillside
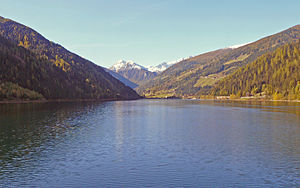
[[137, 25, 300, 98], [136, 48, 232, 97], [0, 16, 140, 100], [212, 40, 300, 100]]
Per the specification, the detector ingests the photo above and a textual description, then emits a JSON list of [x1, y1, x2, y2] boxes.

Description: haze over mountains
[[104, 68, 138, 89], [0, 16, 140, 101]]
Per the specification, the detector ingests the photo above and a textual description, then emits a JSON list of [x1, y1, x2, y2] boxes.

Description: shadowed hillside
[[0, 16, 140, 100]]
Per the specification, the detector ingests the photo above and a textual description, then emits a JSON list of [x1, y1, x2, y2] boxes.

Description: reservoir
[[0, 99, 299, 187]]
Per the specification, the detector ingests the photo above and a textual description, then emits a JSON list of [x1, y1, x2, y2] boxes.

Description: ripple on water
[[0, 100, 300, 187]]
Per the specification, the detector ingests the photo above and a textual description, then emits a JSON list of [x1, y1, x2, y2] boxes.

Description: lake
[[0, 99, 299, 187]]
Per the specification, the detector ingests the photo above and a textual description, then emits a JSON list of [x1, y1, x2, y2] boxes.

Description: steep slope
[[109, 60, 157, 84], [137, 25, 300, 98], [0, 16, 140, 100], [0, 35, 139, 100], [212, 40, 300, 100], [136, 48, 233, 97], [104, 68, 138, 89]]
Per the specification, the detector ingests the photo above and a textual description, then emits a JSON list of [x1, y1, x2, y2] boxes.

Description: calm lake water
[[0, 99, 299, 187]]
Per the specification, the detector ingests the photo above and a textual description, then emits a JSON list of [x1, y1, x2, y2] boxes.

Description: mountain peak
[[109, 60, 157, 84], [225, 42, 251, 49], [147, 56, 193, 73], [0, 16, 12, 23], [110, 60, 146, 72]]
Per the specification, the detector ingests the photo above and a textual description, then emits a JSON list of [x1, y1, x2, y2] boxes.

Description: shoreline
[[144, 97, 300, 103], [208, 98, 300, 103], [1, 97, 299, 104], [0, 98, 141, 104]]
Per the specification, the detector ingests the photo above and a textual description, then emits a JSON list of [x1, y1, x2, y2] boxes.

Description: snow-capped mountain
[[146, 62, 173, 73], [110, 60, 146, 72], [109, 57, 191, 85], [147, 57, 193, 73], [226, 42, 251, 49], [109, 60, 157, 84]]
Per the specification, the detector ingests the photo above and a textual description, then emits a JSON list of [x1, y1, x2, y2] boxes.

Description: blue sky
[[0, 0, 299, 67]]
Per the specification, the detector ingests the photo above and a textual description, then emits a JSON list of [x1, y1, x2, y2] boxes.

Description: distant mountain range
[[109, 60, 158, 85], [146, 57, 192, 73], [136, 25, 300, 98], [104, 68, 138, 89], [0, 16, 140, 101], [1, 15, 299, 101], [108, 57, 191, 86]]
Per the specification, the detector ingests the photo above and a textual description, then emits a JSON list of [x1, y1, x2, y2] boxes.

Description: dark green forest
[[0, 16, 140, 101], [212, 40, 300, 100]]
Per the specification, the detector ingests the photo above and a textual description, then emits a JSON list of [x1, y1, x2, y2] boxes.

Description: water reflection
[[0, 100, 299, 187], [0, 102, 109, 185]]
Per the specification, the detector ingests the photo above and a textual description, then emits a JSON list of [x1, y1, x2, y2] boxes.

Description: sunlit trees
[[212, 40, 300, 100]]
